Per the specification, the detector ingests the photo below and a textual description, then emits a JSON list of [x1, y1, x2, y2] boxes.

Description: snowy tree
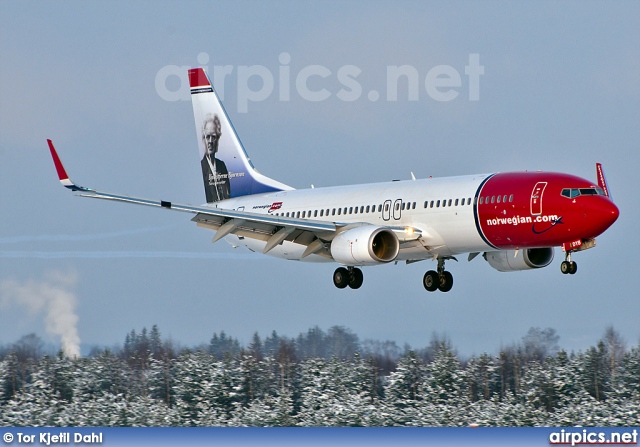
[[148, 355, 176, 408], [617, 344, 640, 399], [465, 353, 499, 402], [173, 351, 244, 425], [423, 340, 464, 405], [209, 331, 241, 359], [230, 387, 296, 426], [0, 365, 64, 426], [582, 342, 611, 401], [326, 326, 359, 360], [296, 326, 327, 359], [296, 356, 380, 426], [601, 326, 626, 384], [383, 351, 426, 425], [361, 339, 401, 375]]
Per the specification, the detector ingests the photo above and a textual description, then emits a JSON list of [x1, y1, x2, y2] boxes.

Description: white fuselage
[[207, 174, 495, 263]]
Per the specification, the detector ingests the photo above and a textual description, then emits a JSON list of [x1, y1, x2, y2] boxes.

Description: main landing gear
[[560, 252, 577, 275], [333, 266, 364, 289], [423, 257, 454, 292]]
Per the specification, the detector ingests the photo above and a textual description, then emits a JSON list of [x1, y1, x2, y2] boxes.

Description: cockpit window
[[561, 188, 580, 198], [561, 187, 607, 198]]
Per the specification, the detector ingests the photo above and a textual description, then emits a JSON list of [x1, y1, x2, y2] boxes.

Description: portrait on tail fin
[[200, 114, 230, 202]]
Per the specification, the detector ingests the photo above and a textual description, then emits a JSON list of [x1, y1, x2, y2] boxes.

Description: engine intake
[[331, 226, 400, 265], [484, 248, 554, 272]]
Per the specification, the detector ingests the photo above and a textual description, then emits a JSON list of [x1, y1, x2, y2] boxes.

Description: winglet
[[47, 140, 92, 192], [595, 163, 611, 199]]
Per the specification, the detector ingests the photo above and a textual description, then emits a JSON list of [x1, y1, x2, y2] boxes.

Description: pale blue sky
[[1, 1, 639, 356]]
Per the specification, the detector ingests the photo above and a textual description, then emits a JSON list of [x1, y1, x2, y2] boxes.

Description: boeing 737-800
[[47, 68, 619, 292]]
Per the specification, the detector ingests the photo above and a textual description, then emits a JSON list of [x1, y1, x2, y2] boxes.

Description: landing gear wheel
[[333, 267, 350, 288], [423, 270, 439, 292], [348, 268, 363, 289], [561, 261, 578, 275], [438, 271, 454, 292]]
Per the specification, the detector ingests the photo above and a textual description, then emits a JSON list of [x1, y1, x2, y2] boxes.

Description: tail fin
[[188, 68, 292, 203]]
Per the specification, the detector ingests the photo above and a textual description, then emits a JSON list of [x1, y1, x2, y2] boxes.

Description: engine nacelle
[[330, 226, 400, 266], [484, 248, 554, 272]]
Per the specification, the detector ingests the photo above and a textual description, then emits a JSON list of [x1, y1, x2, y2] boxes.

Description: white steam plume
[[0, 270, 81, 358]]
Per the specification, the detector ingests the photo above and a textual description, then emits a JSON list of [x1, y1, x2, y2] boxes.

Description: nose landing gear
[[560, 252, 577, 275]]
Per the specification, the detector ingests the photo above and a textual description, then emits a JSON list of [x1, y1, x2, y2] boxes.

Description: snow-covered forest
[[1, 326, 638, 426]]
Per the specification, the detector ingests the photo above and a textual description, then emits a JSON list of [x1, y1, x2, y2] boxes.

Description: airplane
[[47, 67, 620, 292]]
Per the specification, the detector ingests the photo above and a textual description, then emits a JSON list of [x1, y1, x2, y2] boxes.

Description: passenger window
[[379, 204, 383, 212], [344, 207, 347, 214], [337, 208, 341, 215], [332, 209, 336, 216], [503, 195, 507, 203], [509, 194, 513, 202], [412, 202, 416, 209], [448, 199, 452, 207], [302, 211, 306, 218], [436, 200, 440, 207], [354, 206, 358, 214], [497, 196, 501, 203], [455, 199, 459, 206], [430, 200, 434, 208], [314, 210, 318, 217], [360, 206, 364, 213], [442, 200, 446, 208], [491, 196, 495, 204], [320, 209, 324, 217]]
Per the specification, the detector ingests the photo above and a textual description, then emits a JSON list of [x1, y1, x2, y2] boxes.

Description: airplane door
[[530, 182, 547, 216], [382, 200, 391, 221], [393, 199, 402, 220]]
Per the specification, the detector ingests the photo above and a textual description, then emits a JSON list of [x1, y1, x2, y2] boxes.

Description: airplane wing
[[47, 139, 343, 258], [48, 141, 425, 259]]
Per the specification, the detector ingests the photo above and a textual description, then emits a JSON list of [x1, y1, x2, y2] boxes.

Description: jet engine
[[330, 226, 400, 265], [484, 248, 554, 272]]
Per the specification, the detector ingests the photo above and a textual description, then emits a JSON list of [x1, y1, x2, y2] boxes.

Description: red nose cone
[[589, 198, 619, 237], [608, 200, 620, 225]]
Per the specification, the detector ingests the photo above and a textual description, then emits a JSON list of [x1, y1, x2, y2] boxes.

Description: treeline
[[0, 326, 638, 426]]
